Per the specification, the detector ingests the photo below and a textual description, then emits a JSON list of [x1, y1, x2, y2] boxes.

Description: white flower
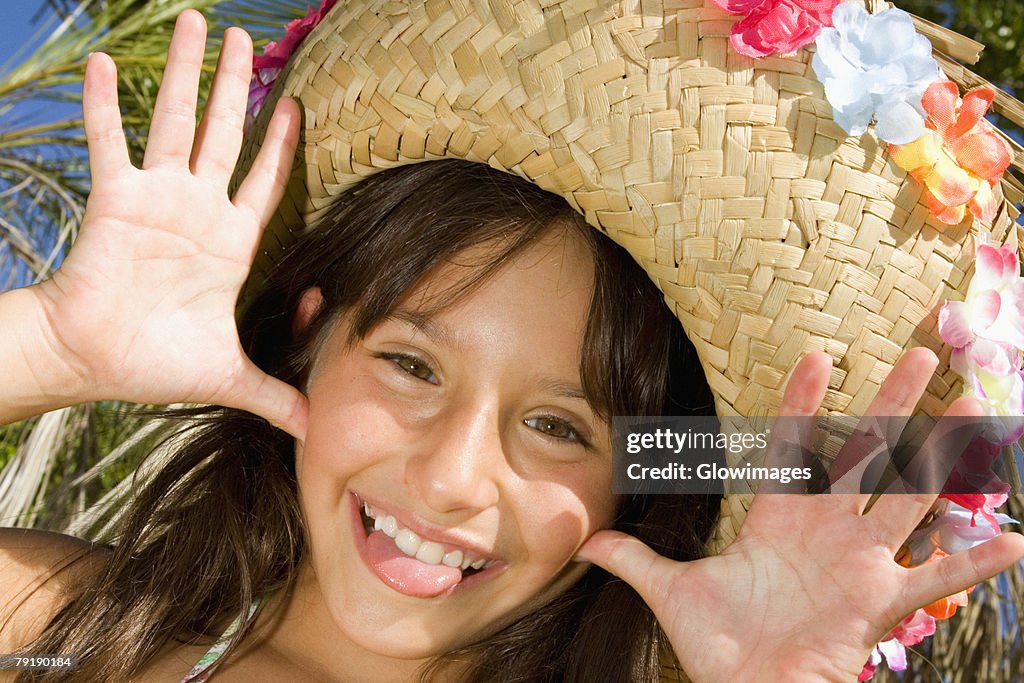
[[811, 4, 941, 144], [905, 500, 1017, 564]]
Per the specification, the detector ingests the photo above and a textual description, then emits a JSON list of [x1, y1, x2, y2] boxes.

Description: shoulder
[[0, 528, 109, 653]]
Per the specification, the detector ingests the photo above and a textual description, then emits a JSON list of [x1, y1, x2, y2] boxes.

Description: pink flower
[[712, 0, 842, 58], [253, 0, 339, 70], [859, 640, 905, 681], [859, 610, 936, 680], [939, 244, 1024, 349], [951, 338, 1020, 380], [888, 608, 936, 646], [246, 0, 339, 122], [938, 243, 1024, 439], [946, 340, 1024, 440]]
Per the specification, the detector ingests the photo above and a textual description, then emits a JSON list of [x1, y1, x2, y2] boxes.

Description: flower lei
[[250, 1, 1022, 678], [711, 0, 1021, 678]]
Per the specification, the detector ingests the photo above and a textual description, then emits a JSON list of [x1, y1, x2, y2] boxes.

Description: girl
[[1, 10, 1022, 682]]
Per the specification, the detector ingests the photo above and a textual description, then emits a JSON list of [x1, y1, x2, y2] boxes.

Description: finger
[[143, 10, 207, 169], [778, 351, 832, 417], [828, 348, 939, 505], [576, 530, 678, 604], [868, 396, 984, 548], [863, 347, 939, 417], [225, 360, 309, 440], [758, 352, 832, 493], [902, 532, 1024, 616], [83, 53, 131, 180], [232, 97, 301, 236], [190, 27, 253, 184]]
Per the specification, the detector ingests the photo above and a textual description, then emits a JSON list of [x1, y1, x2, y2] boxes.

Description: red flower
[[247, 0, 339, 124], [253, 0, 339, 70]]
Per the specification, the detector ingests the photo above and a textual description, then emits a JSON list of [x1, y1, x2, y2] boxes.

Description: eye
[[524, 416, 584, 444], [379, 352, 439, 385]]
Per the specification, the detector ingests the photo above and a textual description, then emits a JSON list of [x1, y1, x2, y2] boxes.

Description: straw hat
[[235, 0, 1024, 553]]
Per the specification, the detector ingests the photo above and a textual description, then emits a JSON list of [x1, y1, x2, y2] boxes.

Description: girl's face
[[293, 230, 618, 660]]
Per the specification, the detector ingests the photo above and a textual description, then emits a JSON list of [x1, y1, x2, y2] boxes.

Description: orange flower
[[908, 548, 974, 621], [923, 592, 969, 620], [889, 81, 1012, 225]]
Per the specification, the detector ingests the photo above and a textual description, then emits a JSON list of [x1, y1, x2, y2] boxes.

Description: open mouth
[[356, 497, 495, 579]]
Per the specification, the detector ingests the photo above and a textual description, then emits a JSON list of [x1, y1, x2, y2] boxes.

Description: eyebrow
[[539, 379, 589, 403], [386, 308, 459, 347], [386, 308, 592, 405]]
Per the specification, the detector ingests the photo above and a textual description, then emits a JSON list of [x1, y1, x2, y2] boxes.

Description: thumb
[[226, 359, 309, 440], [576, 529, 677, 600]]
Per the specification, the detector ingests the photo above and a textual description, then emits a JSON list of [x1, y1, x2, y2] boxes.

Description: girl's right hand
[[28, 11, 308, 438]]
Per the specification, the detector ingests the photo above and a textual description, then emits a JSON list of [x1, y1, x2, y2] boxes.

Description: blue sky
[[0, 3, 85, 289], [0, 2, 82, 123], [1, 3, 55, 70]]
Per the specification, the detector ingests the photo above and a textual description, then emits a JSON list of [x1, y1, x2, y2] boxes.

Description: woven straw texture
[[235, 0, 1024, 553]]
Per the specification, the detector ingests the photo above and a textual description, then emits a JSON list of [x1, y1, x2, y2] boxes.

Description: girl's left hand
[[578, 349, 1024, 682]]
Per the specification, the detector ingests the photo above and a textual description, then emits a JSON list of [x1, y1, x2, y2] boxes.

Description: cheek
[[298, 372, 396, 487], [515, 470, 617, 568]]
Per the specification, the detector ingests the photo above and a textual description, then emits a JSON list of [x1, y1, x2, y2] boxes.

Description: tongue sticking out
[[366, 530, 463, 597]]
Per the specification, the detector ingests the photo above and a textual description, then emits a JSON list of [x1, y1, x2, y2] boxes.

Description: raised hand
[[579, 349, 1024, 682], [26, 11, 307, 437]]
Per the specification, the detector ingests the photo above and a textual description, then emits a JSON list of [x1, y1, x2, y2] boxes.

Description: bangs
[[244, 160, 707, 425]]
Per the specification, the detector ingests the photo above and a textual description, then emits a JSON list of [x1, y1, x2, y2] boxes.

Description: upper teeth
[[363, 500, 494, 572]]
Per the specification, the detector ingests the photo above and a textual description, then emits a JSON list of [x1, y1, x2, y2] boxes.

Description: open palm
[[581, 350, 1024, 682], [30, 11, 307, 438]]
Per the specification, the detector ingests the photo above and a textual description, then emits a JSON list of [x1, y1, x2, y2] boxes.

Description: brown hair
[[16, 160, 717, 682]]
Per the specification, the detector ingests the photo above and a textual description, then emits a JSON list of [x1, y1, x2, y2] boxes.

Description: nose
[[404, 396, 503, 515]]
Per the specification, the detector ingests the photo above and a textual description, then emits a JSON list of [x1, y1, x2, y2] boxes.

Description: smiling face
[[293, 228, 618, 660]]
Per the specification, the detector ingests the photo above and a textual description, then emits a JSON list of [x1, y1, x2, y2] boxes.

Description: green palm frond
[[210, 0, 311, 33], [0, 402, 155, 530]]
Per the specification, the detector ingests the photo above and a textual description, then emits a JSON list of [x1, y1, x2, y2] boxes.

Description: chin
[[299, 501, 509, 662], [298, 481, 596, 665]]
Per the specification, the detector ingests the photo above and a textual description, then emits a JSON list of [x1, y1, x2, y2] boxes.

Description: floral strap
[[179, 596, 264, 683]]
